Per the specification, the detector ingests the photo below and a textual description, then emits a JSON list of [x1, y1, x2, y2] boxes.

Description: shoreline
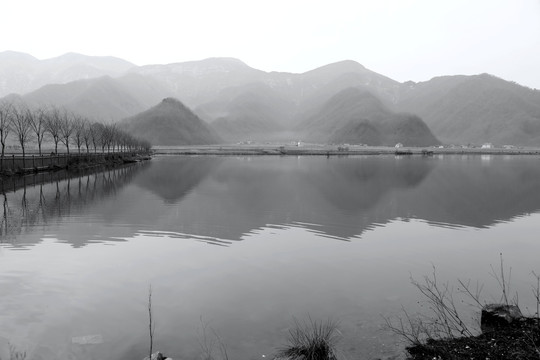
[[0, 152, 152, 179], [153, 145, 540, 156]]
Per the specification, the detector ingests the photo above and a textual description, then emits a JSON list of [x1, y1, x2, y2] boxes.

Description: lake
[[1, 154, 540, 360]]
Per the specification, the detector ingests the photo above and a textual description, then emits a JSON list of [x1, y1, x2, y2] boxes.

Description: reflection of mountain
[[308, 157, 434, 212], [127, 156, 540, 242], [0, 163, 149, 247], [133, 156, 223, 203], [128, 156, 435, 240], [396, 156, 540, 227], [6, 156, 540, 247]]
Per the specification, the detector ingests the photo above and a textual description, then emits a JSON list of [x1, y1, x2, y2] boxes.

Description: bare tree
[[11, 104, 34, 165], [72, 115, 87, 154], [28, 106, 48, 155], [119, 131, 129, 152], [59, 110, 75, 154], [0, 100, 14, 166], [107, 123, 120, 153], [90, 122, 104, 153], [44, 106, 63, 154], [101, 123, 114, 153], [82, 119, 92, 154]]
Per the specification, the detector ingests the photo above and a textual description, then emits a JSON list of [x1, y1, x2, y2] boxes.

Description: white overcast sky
[[1, 0, 540, 88]]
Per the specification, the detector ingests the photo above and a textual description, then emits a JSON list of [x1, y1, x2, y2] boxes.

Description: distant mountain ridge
[[2, 51, 540, 146], [20, 73, 172, 120], [0, 51, 135, 97]]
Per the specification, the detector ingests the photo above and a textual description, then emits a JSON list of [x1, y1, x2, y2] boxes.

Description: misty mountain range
[[2, 51, 540, 146]]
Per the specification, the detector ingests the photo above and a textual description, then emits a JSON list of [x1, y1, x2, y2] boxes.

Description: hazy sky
[[2, 0, 540, 88]]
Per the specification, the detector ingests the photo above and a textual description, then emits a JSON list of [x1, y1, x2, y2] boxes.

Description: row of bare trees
[[0, 100, 151, 158]]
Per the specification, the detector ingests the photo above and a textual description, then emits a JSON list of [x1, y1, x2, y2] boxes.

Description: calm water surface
[[1, 155, 540, 360]]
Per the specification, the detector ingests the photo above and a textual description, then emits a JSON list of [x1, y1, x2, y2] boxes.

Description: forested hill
[[120, 98, 222, 146]]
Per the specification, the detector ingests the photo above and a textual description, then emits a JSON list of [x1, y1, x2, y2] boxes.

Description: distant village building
[[481, 143, 493, 149]]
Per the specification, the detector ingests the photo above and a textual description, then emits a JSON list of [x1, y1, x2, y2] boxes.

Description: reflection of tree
[[1, 191, 23, 243], [1, 193, 9, 241], [0, 162, 149, 247]]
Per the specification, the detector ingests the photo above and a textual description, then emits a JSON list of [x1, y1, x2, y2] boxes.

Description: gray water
[[1, 155, 540, 360]]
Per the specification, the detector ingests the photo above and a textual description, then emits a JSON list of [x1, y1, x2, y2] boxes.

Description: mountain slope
[[21, 73, 172, 120], [0, 51, 135, 97], [0, 51, 41, 96], [129, 57, 267, 108], [396, 74, 540, 145], [121, 98, 222, 145], [4, 52, 540, 146], [192, 60, 401, 139], [300, 87, 439, 146], [297, 60, 400, 104], [196, 82, 297, 142], [131, 58, 400, 114]]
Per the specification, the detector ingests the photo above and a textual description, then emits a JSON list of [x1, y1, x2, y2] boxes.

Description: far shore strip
[[153, 145, 540, 156]]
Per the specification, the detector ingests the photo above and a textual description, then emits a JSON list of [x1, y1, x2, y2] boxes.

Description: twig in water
[[148, 284, 155, 359], [197, 317, 229, 360]]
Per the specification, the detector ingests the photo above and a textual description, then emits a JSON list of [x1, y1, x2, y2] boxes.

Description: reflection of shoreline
[[0, 162, 149, 247], [0, 155, 150, 194]]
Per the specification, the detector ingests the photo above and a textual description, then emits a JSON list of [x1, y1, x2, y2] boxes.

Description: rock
[[481, 303, 523, 332], [143, 351, 173, 360]]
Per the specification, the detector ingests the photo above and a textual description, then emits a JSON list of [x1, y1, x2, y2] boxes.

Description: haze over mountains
[[0, 51, 135, 96], [1, 51, 539, 146]]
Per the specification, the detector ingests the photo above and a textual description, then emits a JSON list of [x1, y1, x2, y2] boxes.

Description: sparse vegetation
[[0, 343, 27, 360], [197, 317, 229, 360], [276, 317, 340, 360], [384, 255, 540, 359]]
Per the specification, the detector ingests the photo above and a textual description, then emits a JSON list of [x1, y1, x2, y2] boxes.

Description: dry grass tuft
[[276, 317, 340, 360]]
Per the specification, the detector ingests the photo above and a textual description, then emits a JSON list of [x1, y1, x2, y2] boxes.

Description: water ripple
[[135, 230, 235, 246]]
